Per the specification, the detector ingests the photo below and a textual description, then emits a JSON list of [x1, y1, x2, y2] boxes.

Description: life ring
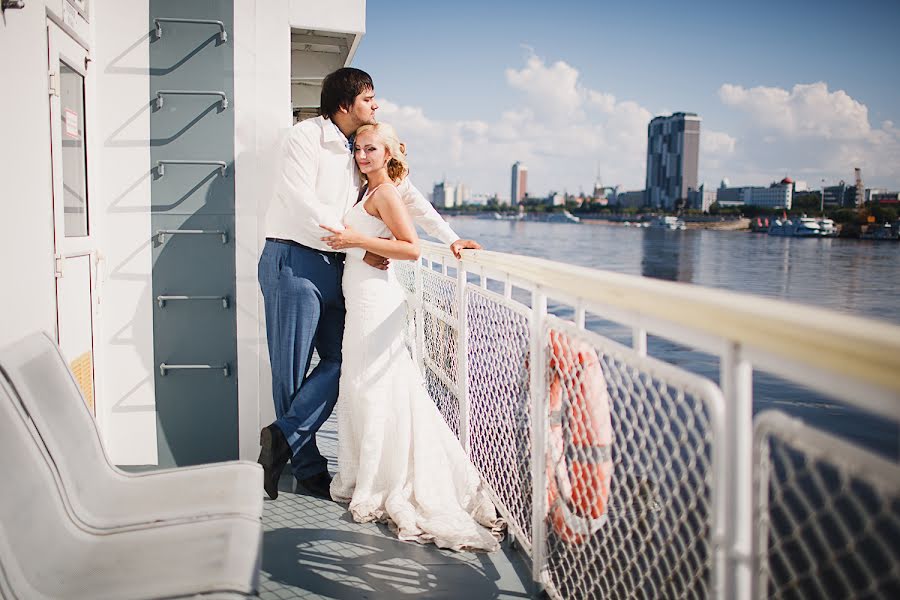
[[546, 329, 614, 544]]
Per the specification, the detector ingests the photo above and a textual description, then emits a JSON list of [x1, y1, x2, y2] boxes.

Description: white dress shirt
[[265, 116, 458, 260]]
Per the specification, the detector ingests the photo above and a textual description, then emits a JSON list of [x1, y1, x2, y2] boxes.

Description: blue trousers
[[258, 239, 345, 479]]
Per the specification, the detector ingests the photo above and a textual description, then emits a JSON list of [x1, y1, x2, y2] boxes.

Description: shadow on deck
[[258, 415, 536, 599]]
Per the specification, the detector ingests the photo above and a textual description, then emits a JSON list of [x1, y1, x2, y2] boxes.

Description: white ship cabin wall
[[0, 0, 365, 467]]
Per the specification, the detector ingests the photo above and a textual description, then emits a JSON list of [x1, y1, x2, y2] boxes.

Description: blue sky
[[354, 0, 900, 198]]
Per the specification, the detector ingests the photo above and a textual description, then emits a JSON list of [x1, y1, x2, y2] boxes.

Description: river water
[[442, 216, 899, 457]]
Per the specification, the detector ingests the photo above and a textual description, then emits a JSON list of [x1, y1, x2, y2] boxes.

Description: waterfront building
[[748, 182, 793, 209], [594, 184, 619, 204], [716, 186, 744, 207], [872, 191, 900, 205], [455, 183, 468, 206], [687, 184, 718, 212], [716, 180, 793, 209], [432, 180, 456, 209], [645, 112, 701, 209], [617, 189, 646, 209], [823, 183, 856, 207], [511, 161, 528, 205], [547, 192, 565, 207], [866, 188, 887, 203]]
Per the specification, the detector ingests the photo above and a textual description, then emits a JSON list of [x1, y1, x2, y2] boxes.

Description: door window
[[59, 61, 89, 237]]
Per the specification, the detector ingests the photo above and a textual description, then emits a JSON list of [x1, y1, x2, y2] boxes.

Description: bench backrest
[[0, 333, 114, 517], [0, 372, 81, 598]]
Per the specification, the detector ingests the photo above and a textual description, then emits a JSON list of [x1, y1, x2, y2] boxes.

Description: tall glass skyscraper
[[645, 112, 701, 209]]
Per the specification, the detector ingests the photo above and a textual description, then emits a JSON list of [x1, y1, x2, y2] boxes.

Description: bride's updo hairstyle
[[355, 122, 409, 183]]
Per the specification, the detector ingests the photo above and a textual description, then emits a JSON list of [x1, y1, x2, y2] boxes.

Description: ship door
[[47, 21, 99, 414]]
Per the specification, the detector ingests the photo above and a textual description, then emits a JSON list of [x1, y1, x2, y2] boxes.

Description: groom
[[257, 67, 480, 499]]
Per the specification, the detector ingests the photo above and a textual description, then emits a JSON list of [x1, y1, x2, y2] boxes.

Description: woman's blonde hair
[[355, 122, 409, 183]]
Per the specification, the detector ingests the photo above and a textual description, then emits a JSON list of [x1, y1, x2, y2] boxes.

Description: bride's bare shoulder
[[371, 183, 402, 205]]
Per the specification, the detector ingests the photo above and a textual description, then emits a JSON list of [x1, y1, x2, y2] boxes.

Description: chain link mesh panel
[[542, 317, 719, 600], [394, 259, 416, 295], [423, 310, 459, 389], [397, 259, 723, 594], [754, 411, 900, 600], [421, 267, 457, 320], [466, 286, 534, 549], [395, 262, 461, 436]]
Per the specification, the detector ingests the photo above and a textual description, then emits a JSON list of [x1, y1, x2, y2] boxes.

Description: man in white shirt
[[258, 68, 480, 500]]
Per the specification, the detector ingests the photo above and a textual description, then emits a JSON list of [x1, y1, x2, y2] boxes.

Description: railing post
[[575, 303, 585, 329], [457, 262, 470, 454], [415, 258, 425, 372], [720, 342, 753, 600], [530, 290, 549, 589], [632, 327, 647, 356]]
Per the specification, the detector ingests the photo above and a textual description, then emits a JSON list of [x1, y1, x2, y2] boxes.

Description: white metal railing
[[753, 411, 900, 600], [395, 241, 900, 599]]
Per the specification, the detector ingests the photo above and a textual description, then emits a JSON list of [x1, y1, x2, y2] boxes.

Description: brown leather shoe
[[296, 471, 333, 500], [258, 424, 291, 500]]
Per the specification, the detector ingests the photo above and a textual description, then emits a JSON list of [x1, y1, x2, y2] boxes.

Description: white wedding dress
[[330, 185, 503, 552]]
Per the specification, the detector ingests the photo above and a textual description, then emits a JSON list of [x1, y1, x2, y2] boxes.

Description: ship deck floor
[[257, 414, 535, 599]]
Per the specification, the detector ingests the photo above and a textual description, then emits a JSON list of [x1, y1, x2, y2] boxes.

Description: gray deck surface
[[258, 414, 536, 599]]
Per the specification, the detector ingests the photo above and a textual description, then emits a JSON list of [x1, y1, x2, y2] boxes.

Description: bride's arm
[[319, 187, 420, 261]]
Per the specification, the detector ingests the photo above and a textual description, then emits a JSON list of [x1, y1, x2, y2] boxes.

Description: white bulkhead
[[0, 0, 366, 465]]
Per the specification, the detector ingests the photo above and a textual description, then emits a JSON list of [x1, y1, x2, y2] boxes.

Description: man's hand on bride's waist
[[320, 224, 366, 250]]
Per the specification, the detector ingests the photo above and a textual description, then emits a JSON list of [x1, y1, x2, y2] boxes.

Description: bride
[[319, 122, 503, 552]]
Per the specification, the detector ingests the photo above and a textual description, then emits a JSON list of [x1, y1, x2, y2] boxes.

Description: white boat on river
[[651, 215, 687, 230], [768, 216, 837, 237]]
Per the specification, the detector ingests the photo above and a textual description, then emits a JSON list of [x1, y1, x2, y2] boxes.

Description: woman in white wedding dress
[[319, 123, 503, 552]]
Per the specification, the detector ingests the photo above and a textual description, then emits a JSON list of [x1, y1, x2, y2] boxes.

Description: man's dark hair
[[320, 68, 374, 118]]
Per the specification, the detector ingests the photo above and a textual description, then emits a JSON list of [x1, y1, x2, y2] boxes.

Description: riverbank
[[685, 217, 750, 231], [442, 212, 752, 231]]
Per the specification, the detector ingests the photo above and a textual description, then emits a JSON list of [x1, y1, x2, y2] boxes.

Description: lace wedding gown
[[330, 186, 503, 552]]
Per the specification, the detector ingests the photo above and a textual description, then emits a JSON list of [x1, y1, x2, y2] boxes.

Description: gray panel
[[150, 0, 237, 467]]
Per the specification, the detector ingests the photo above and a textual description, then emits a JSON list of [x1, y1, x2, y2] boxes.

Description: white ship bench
[[0, 332, 262, 598]]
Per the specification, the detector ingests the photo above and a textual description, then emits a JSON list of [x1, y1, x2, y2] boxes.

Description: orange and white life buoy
[[545, 329, 614, 544]]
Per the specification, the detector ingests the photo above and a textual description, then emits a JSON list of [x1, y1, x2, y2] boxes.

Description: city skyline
[[354, 0, 900, 197]]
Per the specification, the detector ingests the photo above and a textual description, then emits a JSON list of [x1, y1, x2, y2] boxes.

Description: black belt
[[266, 237, 343, 259]]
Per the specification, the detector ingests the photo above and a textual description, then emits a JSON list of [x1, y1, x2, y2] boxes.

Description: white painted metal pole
[[633, 327, 647, 356], [457, 264, 470, 454], [575, 303, 586, 329], [415, 259, 425, 372], [720, 342, 753, 600], [530, 290, 549, 588]]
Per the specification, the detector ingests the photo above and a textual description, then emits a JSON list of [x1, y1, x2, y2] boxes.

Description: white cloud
[[505, 54, 584, 121], [703, 130, 737, 155], [701, 130, 737, 171], [719, 82, 872, 140], [716, 82, 900, 186], [379, 52, 654, 197]]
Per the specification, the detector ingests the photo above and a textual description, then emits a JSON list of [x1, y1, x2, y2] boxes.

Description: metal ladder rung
[[157, 295, 229, 309], [153, 18, 227, 43], [159, 363, 230, 377]]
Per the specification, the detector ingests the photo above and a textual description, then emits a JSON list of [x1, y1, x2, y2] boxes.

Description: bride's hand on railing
[[450, 238, 482, 259]]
